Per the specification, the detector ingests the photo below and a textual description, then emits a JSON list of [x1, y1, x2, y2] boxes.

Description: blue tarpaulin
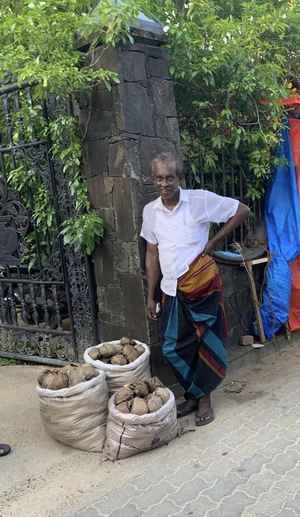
[[261, 122, 300, 339]]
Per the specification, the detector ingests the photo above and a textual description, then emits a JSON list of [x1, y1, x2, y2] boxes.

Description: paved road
[[73, 342, 300, 517]]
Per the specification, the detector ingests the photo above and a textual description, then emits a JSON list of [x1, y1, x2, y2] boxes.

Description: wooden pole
[[245, 260, 266, 344]]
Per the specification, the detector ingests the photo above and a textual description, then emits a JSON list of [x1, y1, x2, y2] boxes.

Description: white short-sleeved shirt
[[140, 188, 239, 296]]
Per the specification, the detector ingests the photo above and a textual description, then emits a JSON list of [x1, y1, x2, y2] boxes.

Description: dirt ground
[[0, 365, 141, 517]]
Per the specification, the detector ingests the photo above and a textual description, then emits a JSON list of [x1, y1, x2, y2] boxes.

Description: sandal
[[195, 395, 215, 427], [176, 399, 198, 418], [195, 408, 215, 426], [0, 444, 11, 457]]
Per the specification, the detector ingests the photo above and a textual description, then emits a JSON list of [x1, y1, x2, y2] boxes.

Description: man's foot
[[195, 394, 214, 426], [176, 399, 198, 418], [0, 444, 11, 457]]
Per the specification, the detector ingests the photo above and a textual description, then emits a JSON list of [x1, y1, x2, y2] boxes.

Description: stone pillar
[[80, 30, 181, 383]]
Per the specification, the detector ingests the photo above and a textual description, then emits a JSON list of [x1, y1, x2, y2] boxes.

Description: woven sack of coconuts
[[103, 378, 178, 461], [36, 364, 108, 453], [84, 337, 151, 394]]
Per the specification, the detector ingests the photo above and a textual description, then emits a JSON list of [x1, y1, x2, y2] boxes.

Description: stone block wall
[[80, 36, 181, 370]]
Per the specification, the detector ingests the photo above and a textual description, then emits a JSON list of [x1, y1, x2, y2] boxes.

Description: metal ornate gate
[[0, 81, 98, 363]]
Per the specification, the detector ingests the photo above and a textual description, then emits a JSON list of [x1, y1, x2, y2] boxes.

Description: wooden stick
[[245, 260, 266, 343]]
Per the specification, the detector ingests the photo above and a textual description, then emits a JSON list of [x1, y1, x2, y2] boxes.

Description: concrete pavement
[[1, 339, 300, 517], [73, 341, 300, 517]]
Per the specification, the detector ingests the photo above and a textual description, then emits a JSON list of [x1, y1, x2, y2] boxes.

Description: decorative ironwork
[[185, 163, 263, 248], [0, 81, 98, 362], [0, 176, 29, 265]]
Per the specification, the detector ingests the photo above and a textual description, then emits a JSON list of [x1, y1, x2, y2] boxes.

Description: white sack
[[37, 371, 108, 452], [104, 389, 178, 461], [84, 340, 151, 394]]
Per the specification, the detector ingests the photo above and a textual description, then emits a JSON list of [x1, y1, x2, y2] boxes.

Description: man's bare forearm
[[146, 246, 160, 301], [205, 202, 250, 254]]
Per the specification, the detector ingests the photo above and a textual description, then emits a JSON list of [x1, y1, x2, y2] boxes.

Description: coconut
[[123, 344, 140, 363], [132, 381, 150, 398], [115, 386, 134, 405], [131, 397, 148, 416], [99, 342, 123, 358], [120, 336, 131, 346], [154, 387, 170, 404], [60, 364, 98, 386], [146, 376, 164, 392], [117, 401, 131, 414], [78, 364, 98, 381], [64, 365, 82, 386], [38, 369, 52, 388], [134, 343, 145, 355], [111, 354, 128, 366], [38, 369, 69, 390], [147, 394, 163, 413], [89, 349, 100, 361]]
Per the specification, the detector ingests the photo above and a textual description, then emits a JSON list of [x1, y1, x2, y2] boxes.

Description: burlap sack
[[37, 371, 108, 452], [84, 340, 151, 394], [104, 389, 178, 461]]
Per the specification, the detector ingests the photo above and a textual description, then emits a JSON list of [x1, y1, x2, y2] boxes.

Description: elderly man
[[141, 152, 249, 426]]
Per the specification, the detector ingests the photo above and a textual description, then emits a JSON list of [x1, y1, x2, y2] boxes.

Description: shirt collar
[[154, 188, 188, 212]]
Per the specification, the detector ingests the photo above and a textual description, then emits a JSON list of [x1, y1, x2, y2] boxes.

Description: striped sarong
[[162, 254, 228, 400]]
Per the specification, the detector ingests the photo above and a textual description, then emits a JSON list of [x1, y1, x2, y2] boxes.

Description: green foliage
[[2, 0, 300, 268], [0, 357, 17, 366], [0, 0, 115, 94], [61, 212, 105, 255], [0, 0, 124, 258], [80, 0, 140, 46], [140, 0, 300, 201]]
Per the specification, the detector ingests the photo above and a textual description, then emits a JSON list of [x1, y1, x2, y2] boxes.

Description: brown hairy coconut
[[38, 369, 69, 390], [98, 342, 123, 358], [132, 381, 149, 398], [111, 354, 128, 366], [154, 387, 170, 404], [134, 343, 145, 355], [122, 344, 140, 363], [77, 364, 98, 381], [115, 386, 134, 405], [131, 397, 148, 416], [147, 394, 163, 413], [120, 336, 131, 346], [146, 377, 164, 392], [116, 401, 131, 414], [89, 349, 99, 361]]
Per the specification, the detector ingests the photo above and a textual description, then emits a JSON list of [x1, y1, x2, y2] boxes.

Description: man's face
[[153, 162, 180, 202]]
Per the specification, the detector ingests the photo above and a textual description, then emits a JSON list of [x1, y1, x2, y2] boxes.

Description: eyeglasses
[[154, 175, 178, 185]]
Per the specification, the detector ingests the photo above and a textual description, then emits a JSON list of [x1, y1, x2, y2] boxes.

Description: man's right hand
[[147, 298, 158, 320]]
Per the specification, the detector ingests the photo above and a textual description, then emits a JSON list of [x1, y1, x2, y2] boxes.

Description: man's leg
[[196, 394, 214, 426], [162, 295, 207, 417], [188, 299, 228, 426]]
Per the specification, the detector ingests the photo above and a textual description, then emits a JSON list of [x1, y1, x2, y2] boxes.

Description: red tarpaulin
[[289, 256, 300, 331], [289, 118, 300, 331], [290, 119, 300, 196]]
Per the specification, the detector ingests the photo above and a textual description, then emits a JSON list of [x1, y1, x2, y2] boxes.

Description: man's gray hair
[[150, 152, 183, 177]]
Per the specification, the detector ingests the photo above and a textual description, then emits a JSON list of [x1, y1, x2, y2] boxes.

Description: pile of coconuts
[[38, 363, 98, 390], [115, 377, 170, 415], [88, 337, 144, 365]]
